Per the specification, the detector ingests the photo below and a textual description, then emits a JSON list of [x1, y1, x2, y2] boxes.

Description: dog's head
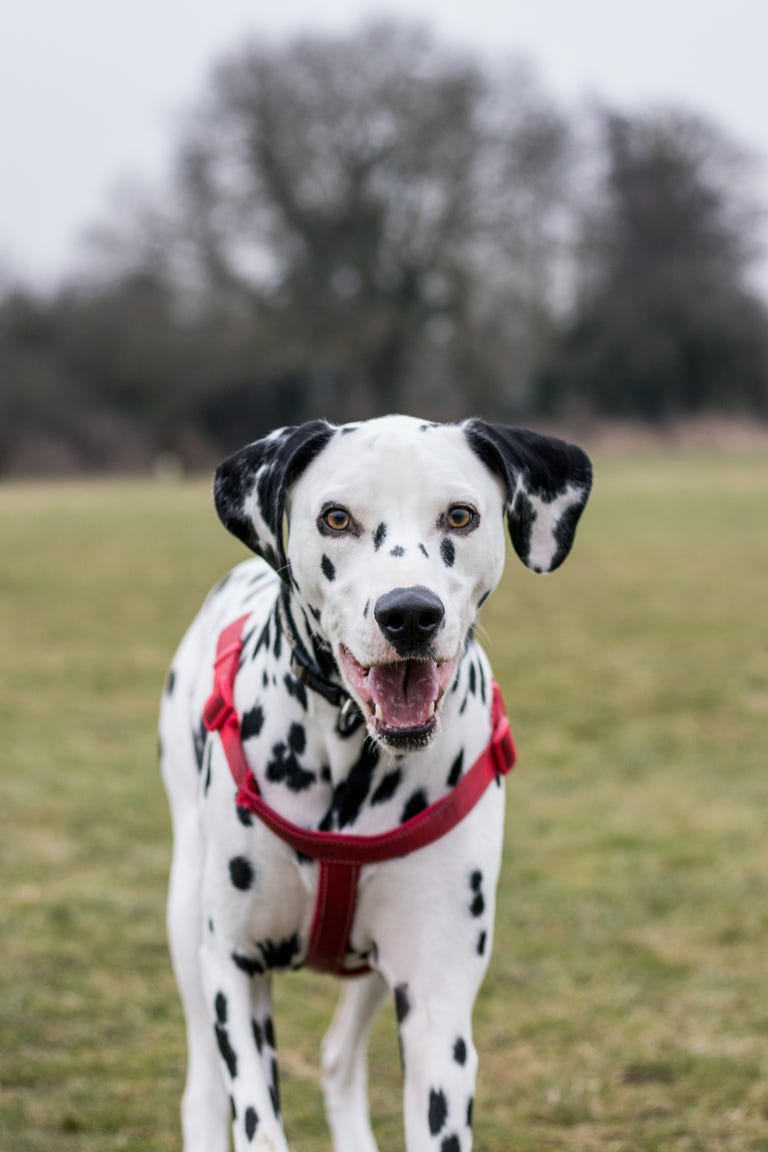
[[214, 415, 592, 749]]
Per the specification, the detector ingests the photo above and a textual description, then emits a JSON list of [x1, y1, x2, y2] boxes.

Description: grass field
[[1, 448, 767, 1151]]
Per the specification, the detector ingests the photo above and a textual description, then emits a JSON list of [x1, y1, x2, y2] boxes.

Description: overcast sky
[[2, 0, 767, 293]]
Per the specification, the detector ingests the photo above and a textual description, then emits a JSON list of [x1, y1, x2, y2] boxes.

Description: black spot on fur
[[234, 934, 300, 976], [272, 618, 283, 659], [477, 590, 491, 609], [373, 522, 388, 550], [467, 1097, 474, 1127], [214, 1018, 238, 1079], [401, 789, 428, 822], [429, 1088, 448, 1135], [390, 545, 405, 557], [215, 992, 228, 1024], [165, 667, 176, 695], [419, 543, 429, 558], [454, 1037, 467, 1065], [259, 934, 301, 971], [192, 721, 207, 773], [321, 554, 336, 582], [440, 538, 456, 567], [241, 704, 265, 740], [229, 856, 255, 891], [469, 870, 485, 917], [284, 673, 308, 711], [236, 804, 254, 826], [394, 984, 411, 1025], [233, 952, 264, 977], [203, 744, 213, 796], [214, 572, 232, 595], [270, 1057, 281, 1117], [371, 768, 402, 805], [441, 1136, 461, 1152], [253, 618, 271, 660], [245, 1106, 259, 1141], [252, 1018, 263, 1053], [468, 663, 477, 696], [309, 632, 339, 680], [477, 931, 487, 956], [478, 661, 487, 704], [264, 1017, 276, 1048], [288, 722, 305, 754], [471, 895, 485, 920], [363, 599, 370, 618], [266, 740, 316, 792], [320, 740, 380, 830], [447, 750, 464, 787]]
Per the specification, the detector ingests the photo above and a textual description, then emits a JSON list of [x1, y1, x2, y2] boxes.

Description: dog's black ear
[[214, 420, 336, 577], [464, 420, 593, 572]]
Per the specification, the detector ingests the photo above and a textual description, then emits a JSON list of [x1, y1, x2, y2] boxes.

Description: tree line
[[2, 22, 766, 475]]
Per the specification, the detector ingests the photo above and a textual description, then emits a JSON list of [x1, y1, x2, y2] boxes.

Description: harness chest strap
[[203, 614, 517, 976]]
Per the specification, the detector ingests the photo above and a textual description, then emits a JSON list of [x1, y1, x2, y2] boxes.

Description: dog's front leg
[[322, 970, 388, 1152], [200, 943, 289, 1152], [397, 988, 477, 1152]]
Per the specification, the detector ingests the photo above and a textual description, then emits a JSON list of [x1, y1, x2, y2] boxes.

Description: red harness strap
[[203, 614, 517, 976]]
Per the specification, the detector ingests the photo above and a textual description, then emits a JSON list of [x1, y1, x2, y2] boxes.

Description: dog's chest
[[199, 656, 422, 969], [194, 562, 496, 969]]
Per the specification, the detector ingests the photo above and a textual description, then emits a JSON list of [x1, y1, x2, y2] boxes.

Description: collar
[[277, 593, 364, 734]]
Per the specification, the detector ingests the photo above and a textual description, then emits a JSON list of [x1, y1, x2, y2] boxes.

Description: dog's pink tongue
[[369, 661, 439, 729]]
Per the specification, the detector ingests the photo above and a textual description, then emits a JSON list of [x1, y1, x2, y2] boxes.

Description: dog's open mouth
[[339, 646, 456, 746]]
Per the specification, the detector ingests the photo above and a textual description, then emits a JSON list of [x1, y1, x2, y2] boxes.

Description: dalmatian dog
[[160, 415, 592, 1152]]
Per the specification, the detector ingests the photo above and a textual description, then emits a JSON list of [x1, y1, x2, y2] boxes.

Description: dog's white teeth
[[428, 701, 436, 718], [374, 704, 384, 721]]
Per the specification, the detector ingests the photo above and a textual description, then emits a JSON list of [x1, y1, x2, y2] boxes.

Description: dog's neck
[[279, 587, 332, 671], [278, 587, 365, 732]]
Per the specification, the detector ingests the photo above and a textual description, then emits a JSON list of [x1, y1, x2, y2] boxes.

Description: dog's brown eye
[[446, 505, 475, 531], [322, 507, 351, 532]]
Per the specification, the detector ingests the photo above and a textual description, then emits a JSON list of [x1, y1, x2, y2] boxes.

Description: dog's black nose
[[374, 586, 445, 651]]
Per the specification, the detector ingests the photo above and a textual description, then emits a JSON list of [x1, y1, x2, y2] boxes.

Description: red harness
[[203, 614, 517, 976]]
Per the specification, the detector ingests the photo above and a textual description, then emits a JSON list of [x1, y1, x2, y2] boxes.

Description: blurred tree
[[2, 26, 768, 476], [537, 109, 768, 417], [0, 284, 165, 473], [139, 21, 572, 427]]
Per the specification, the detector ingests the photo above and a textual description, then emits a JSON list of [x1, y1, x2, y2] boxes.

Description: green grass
[[1, 451, 767, 1151]]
